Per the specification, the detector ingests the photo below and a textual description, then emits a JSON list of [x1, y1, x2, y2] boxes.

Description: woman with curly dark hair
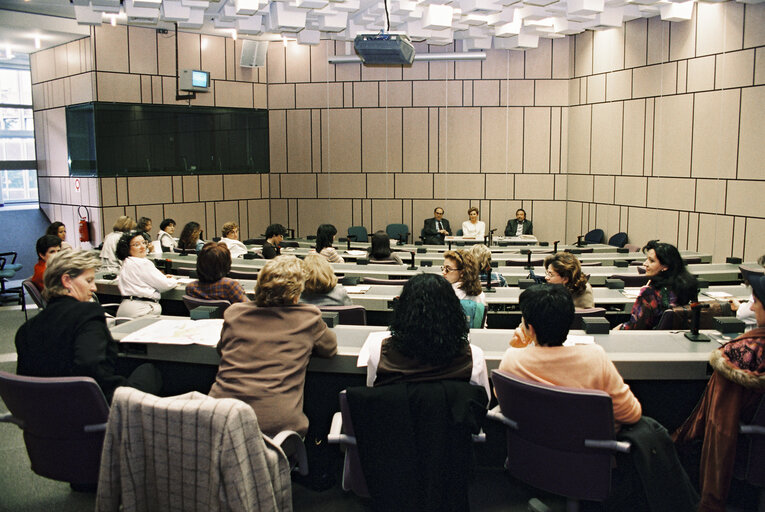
[[358, 273, 490, 398], [178, 221, 204, 253], [443, 249, 485, 303], [619, 240, 698, 330], [544, 252, 594, 308]]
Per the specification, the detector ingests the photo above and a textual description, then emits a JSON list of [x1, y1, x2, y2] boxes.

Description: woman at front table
[[209, 255, 337, 437], [115, 231, 178, 318], [618, 240, 697, 330], [185, 242, 248, 304], [461, 206, 485, 239]]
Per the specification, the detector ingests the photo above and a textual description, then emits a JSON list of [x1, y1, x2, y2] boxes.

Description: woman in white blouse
[[115, 231, 178, 318], [461, 206, 485, 239], [219, 221, 248, 259]]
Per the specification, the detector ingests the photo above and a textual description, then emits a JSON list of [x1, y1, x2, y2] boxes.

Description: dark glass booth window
[[66, 102, 269, 176]]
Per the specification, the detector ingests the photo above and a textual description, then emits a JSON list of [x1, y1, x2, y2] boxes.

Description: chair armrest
[[584, 439, 631, 453], [472, 429, 486, 443], [271, 430, 309, 476], [740, 425, 765, 436], [327, 411, 356, 446], [486, 406, 518, 430], [84, 422, 108, 433], [0, 412, 23, 428]]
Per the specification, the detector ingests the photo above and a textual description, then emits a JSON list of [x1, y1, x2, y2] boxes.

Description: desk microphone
[[576, 235, 584, 248], [685, 302, 711, 342], [484, 265, 496, 293], [525, 251, 533, 271], [407, 251, 417, 271], [553, 241, 560, 253]]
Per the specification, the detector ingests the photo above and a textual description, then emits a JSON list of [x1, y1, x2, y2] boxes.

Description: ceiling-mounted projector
[[353, 34, 415, 65]]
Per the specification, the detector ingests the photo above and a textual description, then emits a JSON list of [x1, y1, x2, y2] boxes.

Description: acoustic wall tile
[[643, 98, 654, 175], [606, 70, 631, 102], [574, 30, 593, 78], [482, 49, 525, 80], [413, 81, 462, 107], [668, 7, 696, 62], [594, 176, 615, 204], [369, 199, 404, 233], [696, 2, 744, 57], [269, 110, 286, 173], [253, 83, 267, 109], [551, 107, 562, 174], [433, 173, 485, 199], [628, 207, 679, 248], [70, 73, 94, 104], [525, 38, 552, 79], [285, 43, 311, 83], [677, 61, 687, 94], [403, 61, 429, 80], [535, 80, 568, 106], [280, 173, 317, 198], [587, 74, 605, 104], [677, 211, 689, 250], [362, 108, 403, 173], [198, 175, 224, 201], [225, 38, 235, 81], [201, 35, 225, 80], [692, 89, 739, 179], [287, 110, 312, 173], [380, 81, 413, 108], [479, 107, 523, 173], [215, 81, 254, 108], [744, 218, 765, 262], [151, 75, 162, 104], [267, 42, 286, 84], [317, 173, 366, 198], [568, 78, 580, 106], [731, 216, 745, 261], [439, 108, 481, 173], [395, 174, 434, 199], [403, 108, 429, 173], [267, 84, 295, 109], [744, 4, 765, 49], [565, 201, 583, 245], [177, 32, 201, 71], [646, 16, 669, 66], [213, 202, 239, 235], [335, 61, 360, 82], [756, 48, 765, 86], [737, 85, 765, 180], [647, 177, 695, 211], [310, 41, 333, 83], [552, 38, 571, 79], [614, 176, 646, 207], [50, 79, 66, 108], [633, 63, 676, 98], [67, 40, 82, 74], [140, 75, 152, 103], [715, 50, 754, 89], [116, 177, 128, 205], [473, 80, 500, 107], [353, 82, 378, 107], [100, 178, 117, 207], [270, 173, 281, 198], [429, 60, 455, 81], [698, 213, 734, 263], [367, 173, 395, 199], [695, 179, 727, 215], [247, 199, 271, 237], [652, 95, 693, 177], [529, 200, 566, 243], [94, 25, 129, 73], [625, 19, 647, 69], [687, 56, 715, 92], [567, 174, 593, 202], [128, 27, 157, 75], [500, 80, 534, 107], [515, 174, 554, 200], [523, 107, 551, 174], [429, 108, 438, 172], [567, 105, 591, 174], [726, 180, 765, 217], [593, 26, 624, 74], [455, 59, 482, 80], [485, 174, 515, 200], [591, 102, 623, 175], [156, 30, 176, 77], [127, 176, 173, 205], [463, 81, 473, 107], [224, 174, 262, 200], [54, 44, 68, 79], [321, 109, 361, 172]]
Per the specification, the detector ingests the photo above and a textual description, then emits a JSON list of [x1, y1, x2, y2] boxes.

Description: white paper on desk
[[121, 319, 223, 346], [174, 277, 194, 284], [345, 285, 371, 294], [563, 335, 595, 347], [621, 288, 641, 299], [703, 291, 733, 299], [345, 250, 368, 257]]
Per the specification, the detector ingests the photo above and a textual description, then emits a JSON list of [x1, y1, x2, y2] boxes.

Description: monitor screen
[[191, 70, 209, 88]]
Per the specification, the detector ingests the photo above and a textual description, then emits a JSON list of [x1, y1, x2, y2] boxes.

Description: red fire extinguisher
[[78, 206, 91, 243]]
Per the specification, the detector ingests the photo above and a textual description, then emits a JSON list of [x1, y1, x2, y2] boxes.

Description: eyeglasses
[[130, 241, 148, 247], [441, 265, 462, 273], [545, 270, 557, 278], [435, 211, 444, 215]]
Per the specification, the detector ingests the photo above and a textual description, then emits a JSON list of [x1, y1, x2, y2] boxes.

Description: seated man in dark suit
[[421, 207, 451, 245], [504, 208, 533, 236]]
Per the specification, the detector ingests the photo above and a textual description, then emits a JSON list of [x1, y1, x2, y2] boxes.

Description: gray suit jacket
[[422, 217, 451, 244]]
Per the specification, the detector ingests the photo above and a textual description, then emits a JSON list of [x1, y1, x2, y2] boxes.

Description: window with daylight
[[0, 67, 37, 204]]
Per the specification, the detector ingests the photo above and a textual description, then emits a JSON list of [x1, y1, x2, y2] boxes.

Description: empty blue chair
[[608, 232, 628, 248], [584, 229, 605, 244], [347, 226, 369, 243], [385, 224, 409, 244]]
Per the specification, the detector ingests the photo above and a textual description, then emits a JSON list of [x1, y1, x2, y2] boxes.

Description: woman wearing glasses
[[443, 249, 486, 327], [543, 252, 594, 308], [115, 230, 178, 318]]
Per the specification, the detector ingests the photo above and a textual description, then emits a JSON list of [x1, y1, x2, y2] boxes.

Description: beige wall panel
[[554, 174, 567, 200], [756, 48, 765, 85], [362, 108, 402, 172], [54, 43, 68, 78], [156, 32, 176, 76], [225, 38, 235, 81], [625, 19, 647, 69], [744, 218, 765, 261], [335, 61, 360, 82], [552, 38, 571, 79], [715, 50, 754, 89], [500, 80, 534, 106], [94, 25, 128, 73], [213, 81, 253, 108], [269, 173, 281, 197], [204, 202, 216, 235], [267, 43, 286, 84], [285, 43, 311, 83], [151, 76, 162, 104], [628, 207, 679, 248], [455, 59, 482, 80], [732, 217, 745, 260], [135, 204, 163, 229], [361, 65, 402, 82], [515, 174, 554, 200], [574, 30, 593, 78], [677, 211, 689, 250], [527, 200, 566, 243], [739, 86, 765, 179], [413, 81, 462, 107], [433, 173, 484, 200], [367, 173, 395, 199], [643, 98, 654, 174], [698, 214, 734, 263], [310, 41, 333, 83], [180, 175, 198, 203], [485, 174, 515, 200], [403, 108, 429, 172], [177, 32, 200, 71], [70, 73, 94, 104], [267, 84, 295, 109], [317, 173, 366, 198], [565, 202, 583, 244], [140, 75, 152, 103], [322, 109, 361, 173], [744, 4, 765, 48], [247, 199, 272, 238], [429, 108, 438, 172], [695, 179, 727, 215], [402, 61, 428, 80], [551, 107, 562, 173], [691, 89, 740, 179], [32, 83, 45, 110], [280, 174, 317, 198], [128, 27, 157, 75], [127, 176, 173, 205], [213, 202, 240, 235], [523, 107, 551, 174], [286, 109, 312, 173], [647, 177, 695, 211], [677, 61, 687, 94], [394, 174, 434, 199], [353, 82, 379, 107], [116, 177, 128, 205], [429, 60, 455, 81], [687, 56, 715, 92], [606, 70, 631, 102], [369, 199, 404, 233], [201, 35, 225, 80], [96, 72, 141, 103], [567, 174, 593, 202], [380, 81, 413, 107], [594, 176, 615, 204], [464, 77, 473, 106], [343, 83, 353, 107], [596, 204, 621, 240], [46, 108, 68, 176], [535, 80, 568, 106], [568, 78, 581, 106], [567, 105, 591, 173], [50, 79, 65, 108], [593, 26, 624, 74], [653, 95, 693, 177], [726, 180, 765, 217], [296, 83, 343, 108], [253, 83, 267, 109], [669, 8, 696, 62], [482, 49, 525, 80], [223, 174, 262, 201], [439, 108, 480, 173], [171, 176, 183, 203], [525, 39, 552, 79], [198, 175, 223, 201], [100, 177, 117, 207], [591, 102, 623, 174], [696, 2, 744, 56], [633, 63, 677, 98], [614, 176, 647, 207], [473, 80, 500, 107], [646, 17, 670, 65]]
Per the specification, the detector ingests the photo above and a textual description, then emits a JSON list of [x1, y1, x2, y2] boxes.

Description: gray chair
[[228, 269, 259, 280], [608, 273, 650, 287], [318, 305, 367, 325], [0, 251, 23, 304], [572, 307, 607, 329], [584, 229, 605, 244], [361, 277, 409, 286], [385, 224, 410, 244], [608, 232, 628, 248], [181, 294, 232, 313], [347, 226, 369, 243], [734, 394, 765, 509], [21, 278, 46, 321]]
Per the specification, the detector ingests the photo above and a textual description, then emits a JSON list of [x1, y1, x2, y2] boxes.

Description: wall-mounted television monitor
[[180, 69, 210, 92], [66, 102, 269, 177]]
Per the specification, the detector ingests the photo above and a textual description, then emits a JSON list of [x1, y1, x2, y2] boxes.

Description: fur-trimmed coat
[[673, 327, 765, 512]]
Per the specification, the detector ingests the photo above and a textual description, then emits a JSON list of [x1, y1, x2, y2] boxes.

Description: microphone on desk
[[525, 251, 533, 271], [488, 228, 497, 246], [553, 241, 560, 253], [576, 235, 584, 248], [287, 228, 295, 239], [685, 302, 711, 342], [407, 251, 417, 271], [484, 265, 496, 293]]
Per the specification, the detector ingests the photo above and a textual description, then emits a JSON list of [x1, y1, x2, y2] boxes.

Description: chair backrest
[[385, 223, 409, 244], [491, 370, 616, 502], [505, 258, 544, 267], [318, 305, 367, 325], [181, 294, 232, 313], [347, 226, 369, 242], [584, 229, 605, 244], [22, 278, 46, 309], [368, 257, 400, 265], [572, 307, 607, 329], [0, 371, 109, 485], [608, 273, 650, 287], [735, 394, 765, 487], [361, 277, 409, 286], [456, 228, 464, 236], [608, 232, 628, 248], [654, 302, 733, 330], [460, 299, 486, 329], [228, 269, 259, 280]]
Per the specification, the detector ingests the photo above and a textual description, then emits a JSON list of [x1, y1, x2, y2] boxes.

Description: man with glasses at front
[[422, 207, 452, 245]]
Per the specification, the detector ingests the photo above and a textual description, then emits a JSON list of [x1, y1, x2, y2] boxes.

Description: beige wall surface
[[31, 3, 765, 261]]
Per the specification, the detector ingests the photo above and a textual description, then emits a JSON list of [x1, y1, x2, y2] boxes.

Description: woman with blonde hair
[[100, 215, 137, 271], [219, 221, 248, 259], [469, 244, 507, 287], [543, 252, 594, 308], [209, 255, 337, 437], [442, 249, 485, 304], [300, 253, 352, 306]]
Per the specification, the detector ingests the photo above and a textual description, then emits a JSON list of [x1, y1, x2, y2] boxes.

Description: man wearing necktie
[[422, 207, 452, 245]]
